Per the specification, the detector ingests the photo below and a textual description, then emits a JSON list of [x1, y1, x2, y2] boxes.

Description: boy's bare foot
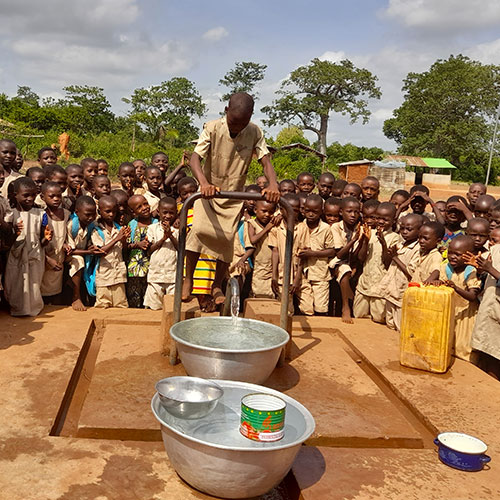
[[341, 310, 353, 324], [72, 299, 87, 311], [212, 286, 225, 305], [204, 297, 217, 313], [182, 278, 194, 302], [197, 294, 212, 312]]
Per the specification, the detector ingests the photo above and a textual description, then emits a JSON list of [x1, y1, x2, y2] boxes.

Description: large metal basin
[[151, 379, 315, 499], [170, 317, 289, 384]]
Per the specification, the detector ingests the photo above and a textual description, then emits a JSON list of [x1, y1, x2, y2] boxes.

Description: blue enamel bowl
[[434, 432, 491, 472]]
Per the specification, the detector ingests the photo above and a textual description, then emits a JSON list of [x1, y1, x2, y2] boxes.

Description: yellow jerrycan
[[400, 284, 455, 373]]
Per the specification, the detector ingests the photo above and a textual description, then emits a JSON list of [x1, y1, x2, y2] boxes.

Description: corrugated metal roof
[[421, 157, 456, 169], [337, 159, 373, 166], [385, 155, 427, 167]]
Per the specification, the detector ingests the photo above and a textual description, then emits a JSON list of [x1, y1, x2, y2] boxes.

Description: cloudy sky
[[1, 0, 500, 151]]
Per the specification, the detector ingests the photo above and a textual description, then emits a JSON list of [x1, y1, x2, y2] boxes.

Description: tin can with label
[[240, 393, 286, 442]]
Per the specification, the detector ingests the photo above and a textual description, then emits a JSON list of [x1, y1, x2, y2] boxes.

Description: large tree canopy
[[384, 55, 500, 170], [125, 77, 206, 142], [62, 85, 115, 134], [0, 85, 116, 135], [219, 61, 267, 102], [262, 58, 381, 155]]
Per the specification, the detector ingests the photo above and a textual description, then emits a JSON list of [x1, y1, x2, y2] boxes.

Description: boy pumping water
[[183, 92, 280, 304]]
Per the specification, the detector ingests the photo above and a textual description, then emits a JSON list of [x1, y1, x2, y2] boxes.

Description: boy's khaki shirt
[[268, 221, 300, 285], [329, 220, 359, 269], [91, 224, 127, 287], [410, 247, 443, 283], [187, 116, 270, 262], [375, 240, 420, 307], [245, 218, 273, 282], [296, 220, 334, 281], [357, 229, 401, 297]]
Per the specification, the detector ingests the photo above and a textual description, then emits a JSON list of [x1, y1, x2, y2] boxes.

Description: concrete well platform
[[0, 307, 499, 499]]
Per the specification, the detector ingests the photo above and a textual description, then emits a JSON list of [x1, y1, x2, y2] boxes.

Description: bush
[[12, 128, 188, 178], [454, 153, 500, 185], [247, 148, 324, 182]]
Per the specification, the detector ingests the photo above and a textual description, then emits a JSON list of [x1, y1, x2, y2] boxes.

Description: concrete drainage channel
[[336, 330, 438, 450], [49, 318, 439, 499]]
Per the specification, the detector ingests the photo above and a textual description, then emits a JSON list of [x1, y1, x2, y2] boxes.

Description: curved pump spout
[[222, 277, 240, 319]]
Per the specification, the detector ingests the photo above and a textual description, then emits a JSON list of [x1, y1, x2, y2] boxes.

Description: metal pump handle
[[172, 191, 295, 333]]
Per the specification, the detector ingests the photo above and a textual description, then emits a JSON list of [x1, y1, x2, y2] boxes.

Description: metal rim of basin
[[151, 379, 315, 452], [170, 317, 290, 353]]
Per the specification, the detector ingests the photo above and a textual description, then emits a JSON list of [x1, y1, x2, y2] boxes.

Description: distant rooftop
[[337, 159, 374, 167], [385, 155, 456, 169]]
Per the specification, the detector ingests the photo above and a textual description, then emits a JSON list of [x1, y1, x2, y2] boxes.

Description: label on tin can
[[240, 424, 284, 442], [240, 393, 286, 442]]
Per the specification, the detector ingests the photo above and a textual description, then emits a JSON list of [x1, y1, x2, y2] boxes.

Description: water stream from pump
[[228, 277, 240, 326]]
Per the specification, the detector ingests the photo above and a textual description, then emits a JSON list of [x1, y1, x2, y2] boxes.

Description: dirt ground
[[0, 306, 498, 499]]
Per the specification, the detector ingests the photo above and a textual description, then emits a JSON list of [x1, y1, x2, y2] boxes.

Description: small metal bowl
[[155, 376, 224, 420]]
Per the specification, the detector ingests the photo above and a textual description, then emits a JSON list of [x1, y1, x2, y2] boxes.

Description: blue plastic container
[[434, 432, 491, 472]]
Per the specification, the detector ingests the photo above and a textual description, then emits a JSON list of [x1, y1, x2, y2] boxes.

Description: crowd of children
[[1, 132, 500, 379]]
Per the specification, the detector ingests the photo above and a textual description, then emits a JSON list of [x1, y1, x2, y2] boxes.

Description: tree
[[15, 86, 39, 107], [126, 77, 206, 143], [262, 58, 381, 155], [219, 61, 267, 102], [62, 85, 115, 134], [273, 126, 309, 148], [325, 141, 384, 170], [383, 55, 500, 173]]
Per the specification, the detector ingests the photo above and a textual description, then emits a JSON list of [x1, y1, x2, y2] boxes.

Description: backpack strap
[[445, 262, 453, 281], [238, 220, 253, 269], [70, 213, 80, 240], [129, 218, 138, 238], [464, 265, 475, 282]]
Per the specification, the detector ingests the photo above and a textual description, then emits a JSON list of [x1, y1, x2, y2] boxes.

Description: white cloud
[[0, 0, 139, 43], [11, 38, 192, 89], [202, 27, 229, 42], [0, 0, 194, 93], [318, 51, 346, 63], [382, 0, 500, 32], [467, 38, 500, 64], [371, 108, 394, 122]]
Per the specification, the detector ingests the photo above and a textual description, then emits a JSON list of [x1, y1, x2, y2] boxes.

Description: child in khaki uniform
[[354, 202, 400, 323], [269, 193, 301, 306], [0, 139, 22, 199], [40, 182, 71, 302], [296, 195, 335, 315], [63, 164, 85, 212], [469, 245, 500, 378], [437, 236, 481, 361], [183, 92, 279, 305], [246, 200, 279, 298], [270, 194, 302, 305], [330, 197, 362, 323], [4, 177, 51, 317], [66, 196, 102, 311], [375, 214, 423, 331], [91, 196, 130, 308], [411, 222, 445, 283], [144, 197, 178, 310], [143, 166, 166, 216]]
